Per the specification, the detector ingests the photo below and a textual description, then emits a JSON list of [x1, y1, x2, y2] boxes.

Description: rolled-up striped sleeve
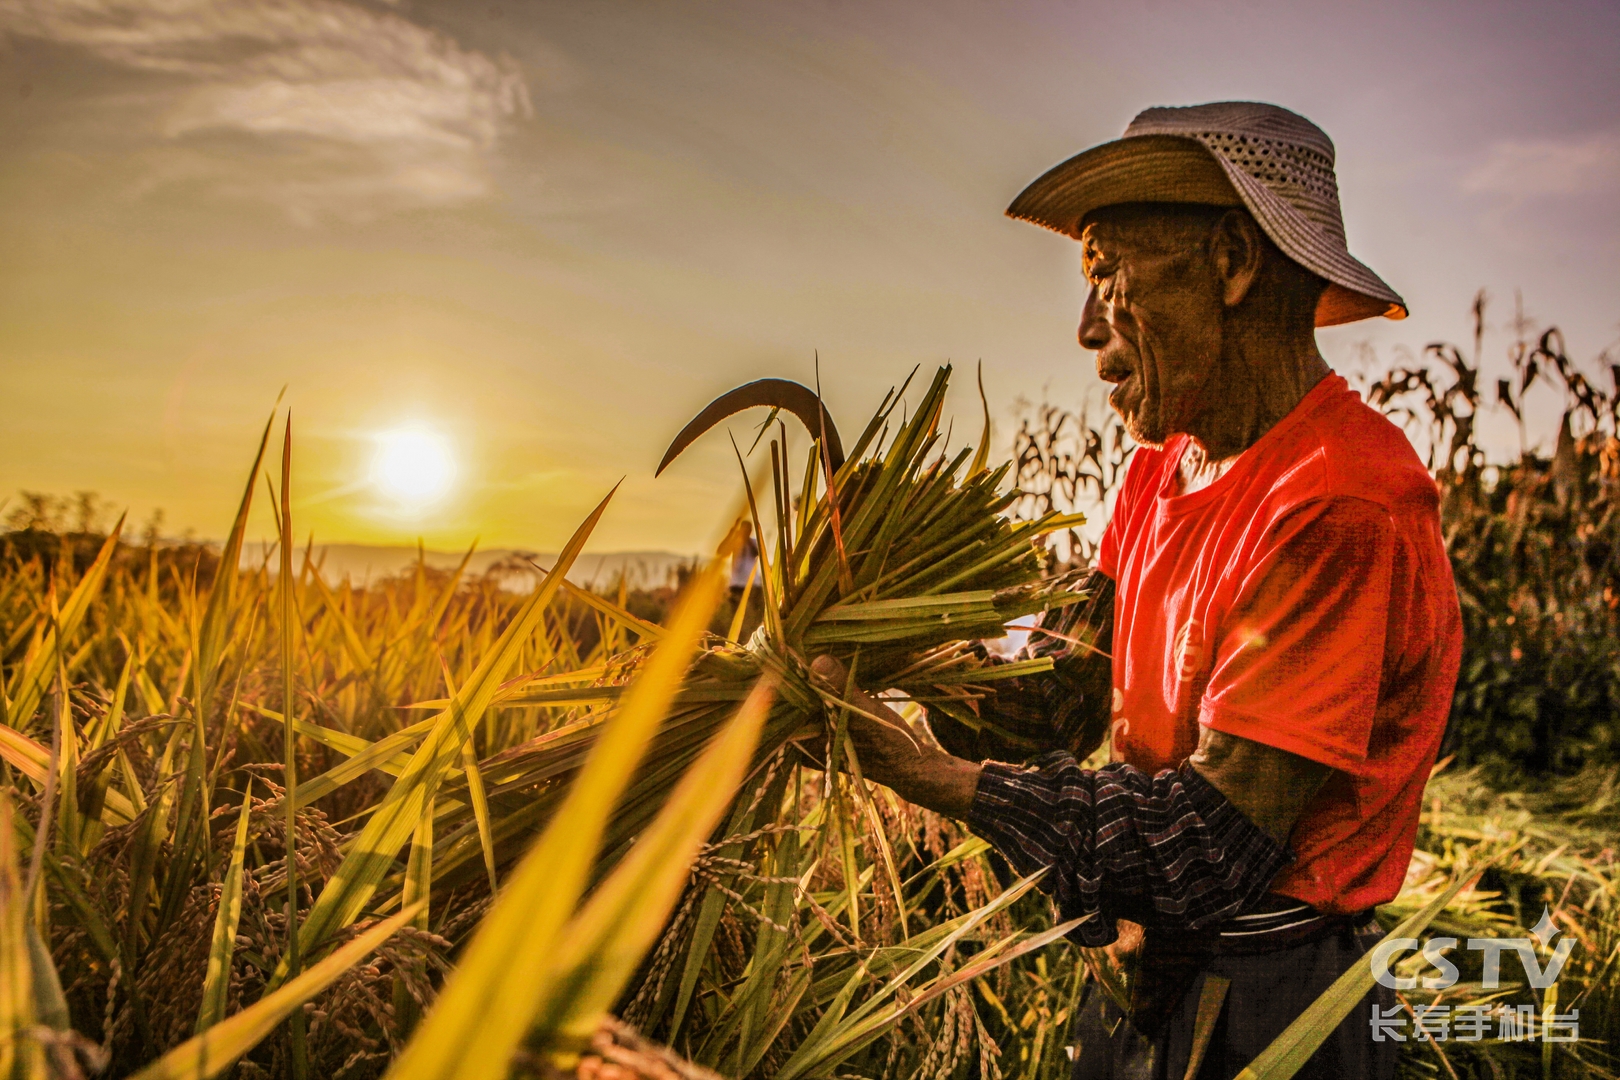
[[966, 754, 1292, 947]]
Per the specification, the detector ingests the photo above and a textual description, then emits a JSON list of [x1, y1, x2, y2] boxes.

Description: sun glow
[[372, 427, 456, 508]]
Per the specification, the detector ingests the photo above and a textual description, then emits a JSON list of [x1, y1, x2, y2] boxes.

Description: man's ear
[[1212, 209, 1264, 309]]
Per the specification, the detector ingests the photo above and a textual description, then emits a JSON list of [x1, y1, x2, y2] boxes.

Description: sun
[[372, 427, 456, 508]]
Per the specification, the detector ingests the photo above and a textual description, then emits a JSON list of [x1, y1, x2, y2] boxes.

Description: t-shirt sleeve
[[1199, 496, 1395, 772]]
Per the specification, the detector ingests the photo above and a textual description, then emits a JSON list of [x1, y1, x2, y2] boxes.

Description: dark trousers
[[1069, 920, 1396, 1080]]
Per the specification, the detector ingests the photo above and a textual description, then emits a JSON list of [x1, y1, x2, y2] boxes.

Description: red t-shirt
[[1096, 373, 1462, 914]]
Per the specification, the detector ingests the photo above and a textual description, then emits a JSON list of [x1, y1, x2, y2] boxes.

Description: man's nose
[[1078, 286, 1110, 351]]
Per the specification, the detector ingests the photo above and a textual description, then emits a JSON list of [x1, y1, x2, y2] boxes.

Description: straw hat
[[1007, 101, 1406, 327]]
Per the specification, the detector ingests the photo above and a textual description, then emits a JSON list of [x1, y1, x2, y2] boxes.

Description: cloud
[[0, 0, 533, 220], [1464, 129, 1620, 199]]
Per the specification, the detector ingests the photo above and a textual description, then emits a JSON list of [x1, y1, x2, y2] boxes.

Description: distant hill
[[239, 542, 693, 590]]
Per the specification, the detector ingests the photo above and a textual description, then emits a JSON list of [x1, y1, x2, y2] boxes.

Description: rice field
[[2, 355, 1617, 1079]]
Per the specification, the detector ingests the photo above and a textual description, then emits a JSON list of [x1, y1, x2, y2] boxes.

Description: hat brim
[[1006, 134, 1407, 328]]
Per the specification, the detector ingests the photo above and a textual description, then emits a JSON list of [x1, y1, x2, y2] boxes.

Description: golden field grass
[[1, 357, 1616, 1079]]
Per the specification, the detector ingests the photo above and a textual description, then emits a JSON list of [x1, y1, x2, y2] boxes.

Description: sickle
[[655, 378, 845, 476]]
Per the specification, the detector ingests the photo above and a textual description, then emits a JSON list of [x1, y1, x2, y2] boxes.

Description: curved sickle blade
[[655, 378, 845, 475]]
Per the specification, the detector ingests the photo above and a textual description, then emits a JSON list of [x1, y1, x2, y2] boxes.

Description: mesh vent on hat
[[1193, 132, 1345, 240]]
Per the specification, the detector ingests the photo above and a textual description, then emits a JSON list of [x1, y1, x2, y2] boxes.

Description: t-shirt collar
[[1156, 372, 1348, 510]]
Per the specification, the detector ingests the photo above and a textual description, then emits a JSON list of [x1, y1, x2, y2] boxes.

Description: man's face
[[1078, 211, 1225, 449]]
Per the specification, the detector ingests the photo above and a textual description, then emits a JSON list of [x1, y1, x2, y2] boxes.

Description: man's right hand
[[808, 655, 983, 818]]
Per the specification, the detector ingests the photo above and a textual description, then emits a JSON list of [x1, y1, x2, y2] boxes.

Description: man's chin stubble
[[1119, 410, 1166, 450], [1110, 388, 1164, 449]]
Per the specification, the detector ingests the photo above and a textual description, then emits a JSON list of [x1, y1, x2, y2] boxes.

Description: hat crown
[[1123, 102, 1346, 242]]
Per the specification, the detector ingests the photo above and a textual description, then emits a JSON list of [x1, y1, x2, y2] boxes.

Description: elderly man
[[812, 102, 1462, 1078]]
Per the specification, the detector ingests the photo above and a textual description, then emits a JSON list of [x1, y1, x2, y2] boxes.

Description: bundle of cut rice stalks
[[451, 365, 1091, 868], [413, 364, 1101, 1074]]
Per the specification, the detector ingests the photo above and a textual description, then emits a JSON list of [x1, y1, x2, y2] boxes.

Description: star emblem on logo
[[1529, 905, 1561, 948]]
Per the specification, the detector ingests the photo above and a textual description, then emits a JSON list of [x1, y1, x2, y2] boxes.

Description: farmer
[[811, 102, 1463, 1078]]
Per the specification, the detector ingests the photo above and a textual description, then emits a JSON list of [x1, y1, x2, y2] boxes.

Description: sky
[[2, 0, 1617, 554]]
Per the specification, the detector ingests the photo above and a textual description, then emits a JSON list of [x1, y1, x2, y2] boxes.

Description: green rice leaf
[[379, 518, 738, 1080], [0, 790, 43, 1078], [196, 781, 254, 1034], [272, 488, 617, 984], [25, 919, 70, 1032], [1234, 862, 1490, 1080], [193, 409, 275, 727], [551, 576, 667, 642], [538, 673, 778, 1044], [3, 519, 123, 734], [459, 740, 498, 894], [290, 716, 438, 808], [0, 725, 48, 786], [773, 870, 1043, 1080], [130, 904, 421, 1080]]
